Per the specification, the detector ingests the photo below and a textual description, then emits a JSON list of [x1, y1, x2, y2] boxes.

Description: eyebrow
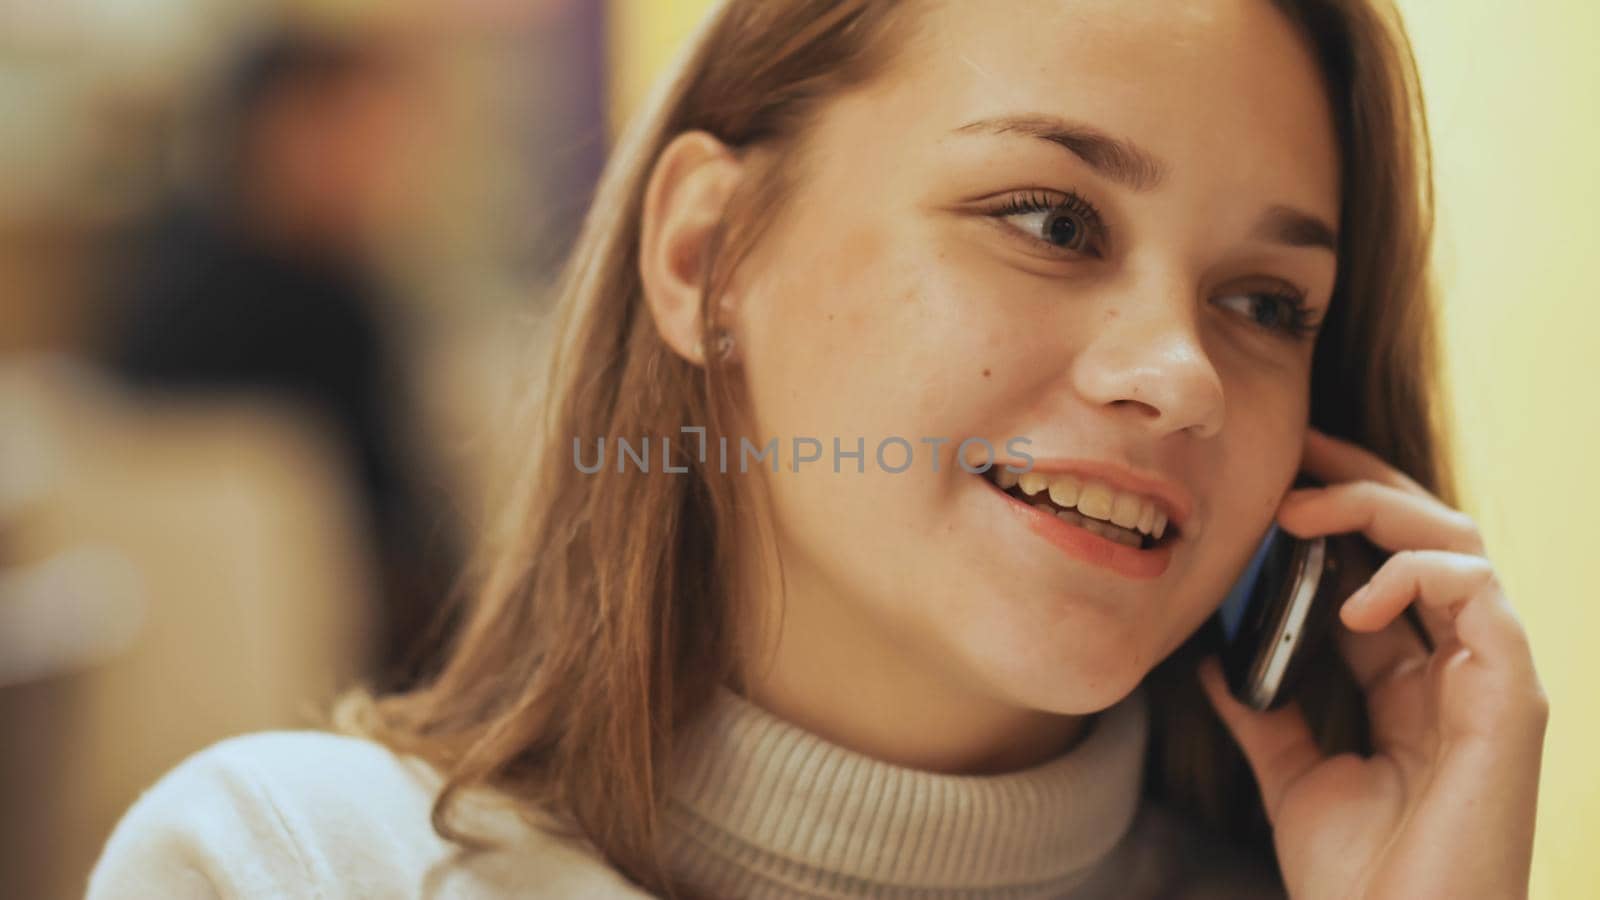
[[954, 114, 1167, 192], [953, 113, 1339, 252], [1253, 205, 1339, 252]]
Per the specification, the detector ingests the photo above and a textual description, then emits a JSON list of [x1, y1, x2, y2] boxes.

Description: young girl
[[89, 1, 1547, 897]]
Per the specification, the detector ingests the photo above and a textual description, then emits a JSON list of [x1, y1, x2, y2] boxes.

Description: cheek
[[730, 224, 1029, 600], [739, 227, 1007, 450], [1192, 393, 1306, 580], [1218, 371, 1307, 512]]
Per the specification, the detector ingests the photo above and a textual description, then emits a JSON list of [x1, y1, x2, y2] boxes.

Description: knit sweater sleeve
[[85, 731, 658, 899]]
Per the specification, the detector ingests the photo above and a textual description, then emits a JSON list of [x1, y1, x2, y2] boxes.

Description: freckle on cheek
[[982, 368, 991, 378]]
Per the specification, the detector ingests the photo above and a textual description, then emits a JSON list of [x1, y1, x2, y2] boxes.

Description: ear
[[639, 130, 746, 366]]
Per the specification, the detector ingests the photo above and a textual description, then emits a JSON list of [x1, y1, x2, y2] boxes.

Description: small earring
[[712, 328, 735, 359]]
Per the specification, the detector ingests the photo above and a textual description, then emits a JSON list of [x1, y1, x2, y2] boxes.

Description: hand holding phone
[[1196, 428, 1544, 899], [1214, 474, 1432, 711]]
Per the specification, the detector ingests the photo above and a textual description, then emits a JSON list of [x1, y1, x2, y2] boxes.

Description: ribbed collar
[[662, 682, 1149, 896]]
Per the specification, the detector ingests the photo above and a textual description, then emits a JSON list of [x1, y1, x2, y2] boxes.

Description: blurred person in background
[[95, 28, 461, 691]]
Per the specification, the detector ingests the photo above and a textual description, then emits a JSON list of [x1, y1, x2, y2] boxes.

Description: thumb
[[1196, 654, 1322, 826]]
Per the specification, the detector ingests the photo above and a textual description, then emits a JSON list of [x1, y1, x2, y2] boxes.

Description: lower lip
[[987, 478, 1175, 579]]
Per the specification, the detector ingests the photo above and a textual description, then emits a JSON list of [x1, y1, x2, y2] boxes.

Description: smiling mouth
[[978, 467, 1182, 552]]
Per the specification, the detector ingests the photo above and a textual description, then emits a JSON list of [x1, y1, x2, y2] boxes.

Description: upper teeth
[[998, 468, 1169, 539]]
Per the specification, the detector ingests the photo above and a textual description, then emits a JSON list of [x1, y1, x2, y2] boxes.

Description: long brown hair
[[332, 1, 1453, 895]]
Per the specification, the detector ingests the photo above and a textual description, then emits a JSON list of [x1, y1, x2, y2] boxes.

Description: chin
[[976, 636, 1151, 716]]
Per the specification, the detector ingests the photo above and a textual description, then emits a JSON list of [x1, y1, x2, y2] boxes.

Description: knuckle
[[1390, 548, 1423, 570], [1530, 682, 1551, 719], [1352, 479, 1385, 503], [1514, 675, 1552, 735], [1445, 508, 1486, 552], [1465, 556, 1498, 591]]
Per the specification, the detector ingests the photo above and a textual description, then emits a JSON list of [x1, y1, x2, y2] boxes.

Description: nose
[[1070, 283, 1225, 439]]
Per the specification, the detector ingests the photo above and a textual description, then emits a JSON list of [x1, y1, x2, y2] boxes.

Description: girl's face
[[728, 0, 1340, 716]]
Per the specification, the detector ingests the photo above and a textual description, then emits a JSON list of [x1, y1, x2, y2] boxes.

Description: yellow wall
[[609, 2, 1600, 895], [1396, 2, 1600, 895], [608, 0, 719, 139]]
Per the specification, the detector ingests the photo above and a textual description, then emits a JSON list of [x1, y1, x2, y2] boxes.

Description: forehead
[[861, 0, 1341, 221]]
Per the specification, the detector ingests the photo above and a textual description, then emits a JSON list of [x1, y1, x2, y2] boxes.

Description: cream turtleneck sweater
[[88, 683, 1285, 898]]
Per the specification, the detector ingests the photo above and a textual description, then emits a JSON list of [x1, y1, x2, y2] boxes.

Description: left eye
[[1214, 289, 1316, 337]]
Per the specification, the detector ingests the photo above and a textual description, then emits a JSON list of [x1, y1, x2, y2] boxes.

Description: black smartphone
[[1214, 473, 1433, 711]]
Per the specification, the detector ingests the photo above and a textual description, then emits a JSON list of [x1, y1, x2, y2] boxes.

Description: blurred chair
[[0, 354, 380, 900]]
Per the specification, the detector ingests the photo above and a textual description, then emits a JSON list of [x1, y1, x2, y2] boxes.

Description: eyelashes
[[980, 188, 1322, 341], [986, 188, 1109, 258], [1215, 286, 1323, 339]]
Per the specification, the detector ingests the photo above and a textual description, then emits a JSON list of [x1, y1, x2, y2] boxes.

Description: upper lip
[[1001, 457, 1193, 531]]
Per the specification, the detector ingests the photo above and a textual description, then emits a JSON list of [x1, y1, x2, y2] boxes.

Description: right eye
[[986, 188, 1108, 257]]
